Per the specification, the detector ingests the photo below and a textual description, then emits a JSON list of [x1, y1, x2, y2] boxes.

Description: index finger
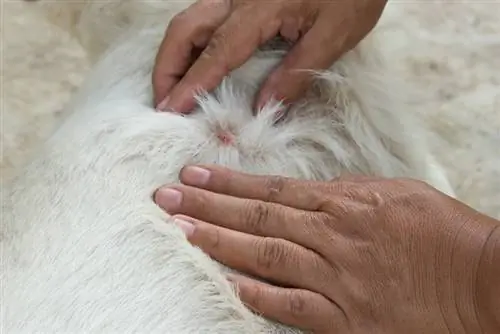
[[162, 8, 280, 113], [152, 1, 230, 107], [179, 165, 329, 211]]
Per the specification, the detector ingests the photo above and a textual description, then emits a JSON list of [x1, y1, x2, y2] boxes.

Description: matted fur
[[1, 1, 454, 332]]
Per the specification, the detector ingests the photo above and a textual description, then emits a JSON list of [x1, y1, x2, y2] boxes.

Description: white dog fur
[[1, 0, 455, 332]]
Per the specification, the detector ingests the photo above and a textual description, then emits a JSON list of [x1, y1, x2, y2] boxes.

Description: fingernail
[[155, 187, 182, 213], [181, 166, 210, 186], [156, 96, 170, 112], [173, 218, 195, 237]]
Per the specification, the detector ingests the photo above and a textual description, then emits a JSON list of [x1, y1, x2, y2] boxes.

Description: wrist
[[475, 222, 500, 333], [436, 204, 499, 334]]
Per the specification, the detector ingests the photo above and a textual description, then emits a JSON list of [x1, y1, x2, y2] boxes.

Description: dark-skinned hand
[[154, 165, 500, 334], [153, 0, 387, 113]]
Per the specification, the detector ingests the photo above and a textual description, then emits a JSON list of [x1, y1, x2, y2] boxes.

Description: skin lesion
[[215, 128, 235, 146]]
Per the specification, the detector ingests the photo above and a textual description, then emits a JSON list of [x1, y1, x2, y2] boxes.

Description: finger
[[227, 273, 345, 333], [152, 1, 230, 108], [155, 184, 327, 250], [174, 215, 336, 297], [279, 16, 302, 44], [255, 16, 349, 111], [179, 165, 328, 211], [334, 173, 381, 184], [163, 7, 281, 113]]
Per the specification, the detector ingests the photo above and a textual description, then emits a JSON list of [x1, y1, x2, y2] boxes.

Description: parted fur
[[1, 1, 454, 332]]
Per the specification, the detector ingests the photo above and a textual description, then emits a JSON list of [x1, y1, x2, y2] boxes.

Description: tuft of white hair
[[2, 1, 455, 333]]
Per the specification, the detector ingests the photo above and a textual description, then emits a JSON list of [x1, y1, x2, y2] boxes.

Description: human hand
[[154, 165, 500, 333], [153, 0, 387, 114]]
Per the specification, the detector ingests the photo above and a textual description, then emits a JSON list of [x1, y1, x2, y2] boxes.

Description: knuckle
[[201, 31, 225, 57], [325, 200, 350, 221], [255, 238, 285, 271], [191, 188, 210, 211], [179, 187, 213, 217], [243, 201, 270, 235], [285, 291, 308, 318], [263, 175, 286, 202], [200, 31, 231, 70], [205, 225, 221, 251], [306, 211, 331, 235], [247, 281, 267, 310], [168, 11, 189, 31]]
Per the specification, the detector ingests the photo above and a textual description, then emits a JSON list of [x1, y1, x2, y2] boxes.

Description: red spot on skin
[[216, 130, 233, 145]]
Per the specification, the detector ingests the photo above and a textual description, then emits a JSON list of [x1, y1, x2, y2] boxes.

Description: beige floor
[[1, 0, 499, 218], [1, 0, 89, 179]]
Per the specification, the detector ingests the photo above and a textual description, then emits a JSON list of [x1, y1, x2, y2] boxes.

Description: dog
[[1, 1, 455, 332]]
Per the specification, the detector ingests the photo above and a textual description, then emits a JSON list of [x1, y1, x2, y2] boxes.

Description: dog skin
[[1, 1, 455, 332]]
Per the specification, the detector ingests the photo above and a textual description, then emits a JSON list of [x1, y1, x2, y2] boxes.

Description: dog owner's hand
[[155, 165, 500, 333], [153, 0, 387, 113]]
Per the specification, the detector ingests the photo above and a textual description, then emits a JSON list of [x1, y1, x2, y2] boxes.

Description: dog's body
[[2, 1, 454, 332]]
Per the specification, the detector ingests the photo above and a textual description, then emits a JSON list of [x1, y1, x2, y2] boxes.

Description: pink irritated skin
[[216, 129, 234, 146]]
